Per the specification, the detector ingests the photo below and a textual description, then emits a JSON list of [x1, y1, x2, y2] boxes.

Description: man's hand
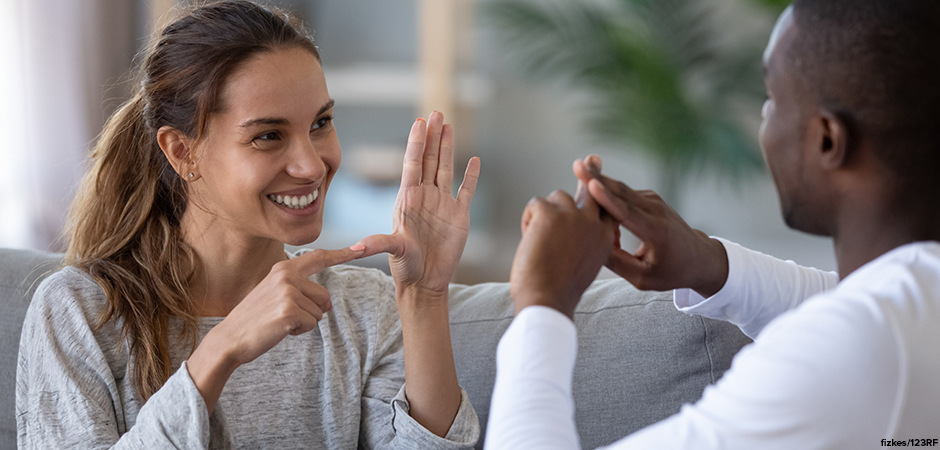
[[573, 156, 729, 298], [510, 190, 618, 320]]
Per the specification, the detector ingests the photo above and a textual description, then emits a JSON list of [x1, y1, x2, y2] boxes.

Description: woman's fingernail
[[350, 244, 365, 252]]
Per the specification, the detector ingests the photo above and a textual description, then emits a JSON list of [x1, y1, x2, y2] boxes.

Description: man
[[485, 1, 940, 448]]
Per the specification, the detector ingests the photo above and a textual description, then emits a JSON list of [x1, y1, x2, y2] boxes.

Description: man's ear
[[816, 110, 850, 171], [157, 126, 198, 180]]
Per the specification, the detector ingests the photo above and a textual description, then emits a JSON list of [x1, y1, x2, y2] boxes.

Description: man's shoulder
[[836, 241, 940, 307]]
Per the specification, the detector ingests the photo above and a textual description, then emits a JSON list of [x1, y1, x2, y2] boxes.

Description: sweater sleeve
[[357, 274, 480, 450], [15, 270, 211, 449], [674, 238, 839, 338]]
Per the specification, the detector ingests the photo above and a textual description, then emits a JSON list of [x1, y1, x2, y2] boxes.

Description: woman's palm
[[358, 112, 480, 294]]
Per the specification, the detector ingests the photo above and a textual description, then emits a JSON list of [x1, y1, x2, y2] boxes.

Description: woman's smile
[[267, 186, 321, 215]]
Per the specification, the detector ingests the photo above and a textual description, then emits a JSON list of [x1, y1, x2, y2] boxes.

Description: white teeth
[[268, 189, 319, 209]]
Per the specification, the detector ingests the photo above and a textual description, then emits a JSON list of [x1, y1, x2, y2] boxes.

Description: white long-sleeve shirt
[[486, 239, 940, 449]]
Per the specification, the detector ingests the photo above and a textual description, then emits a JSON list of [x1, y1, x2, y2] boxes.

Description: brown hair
[[65, 0, 320, 400]]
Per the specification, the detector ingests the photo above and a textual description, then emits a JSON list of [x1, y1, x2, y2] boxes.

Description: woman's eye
[[312, 116, 333, 131], [255, 131, 281, 142]]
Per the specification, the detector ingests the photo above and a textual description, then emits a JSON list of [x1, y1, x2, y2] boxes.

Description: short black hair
[[788, 0, 940, 193]]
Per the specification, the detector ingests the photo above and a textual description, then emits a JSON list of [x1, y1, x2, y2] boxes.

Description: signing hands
[[573, 155, 729, 298], [356, 111, 481, 299], [510, 155, 731, 320], [510, 188, 619, 319]]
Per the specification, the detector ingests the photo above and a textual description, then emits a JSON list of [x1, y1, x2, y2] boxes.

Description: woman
[[15, 1, 481, 448]]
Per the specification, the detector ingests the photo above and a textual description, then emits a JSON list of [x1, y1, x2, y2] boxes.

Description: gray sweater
[[16, 264, 480, 449]]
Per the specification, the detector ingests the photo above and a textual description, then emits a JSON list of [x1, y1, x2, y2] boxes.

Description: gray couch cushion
[[449, 278, 751, 450], [0, 248, 62, 449], [1, 248, 751, 449]]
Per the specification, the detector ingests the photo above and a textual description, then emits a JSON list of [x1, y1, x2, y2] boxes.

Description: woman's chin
[[279, 226, 322, 247]]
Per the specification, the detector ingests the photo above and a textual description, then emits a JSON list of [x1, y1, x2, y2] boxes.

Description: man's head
[[758, 0, 940, 236]]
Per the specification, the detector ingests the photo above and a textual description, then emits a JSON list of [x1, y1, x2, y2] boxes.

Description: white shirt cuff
[[496, 306, 579, 390], [673, 237, 747, 315]]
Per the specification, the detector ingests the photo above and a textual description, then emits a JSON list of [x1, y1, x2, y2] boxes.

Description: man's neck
[[832, 196, 940, 279]]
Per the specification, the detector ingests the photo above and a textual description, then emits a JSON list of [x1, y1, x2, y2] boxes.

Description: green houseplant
[[487, 0, 774, 206]]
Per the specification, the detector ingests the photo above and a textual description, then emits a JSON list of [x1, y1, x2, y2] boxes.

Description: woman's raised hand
[[354, 111, 479, 436], [357, 111, 481, 297]]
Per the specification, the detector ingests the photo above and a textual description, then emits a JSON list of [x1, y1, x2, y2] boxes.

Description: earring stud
[[188, 173, 194, 179]]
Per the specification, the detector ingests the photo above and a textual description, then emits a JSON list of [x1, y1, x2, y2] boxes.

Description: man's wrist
[[512, 290, 575, 320], [692, 236, 730, 298]]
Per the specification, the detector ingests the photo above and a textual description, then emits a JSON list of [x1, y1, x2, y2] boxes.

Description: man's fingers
[[584, 154, 602, 175], [588, 179, 629, 220], [401, 119, 427, 188], [574, 178, 589, 207], [588, 179, 658, 240], [422, 111, 444, 184], [457, 156, 481, 207], [546, 189, 577, 209], [437, 124, 455, 192], [572, 156, 603, 185], [605, 248, 651, 289], [579, 190, 603, 219], [521, 199, 536, 234], [597, 175, 647, 206], [354, 233, 406, 259], [520, 196, 549, 234], [293, 246, 366, 277], [572, 159, 593, 185]]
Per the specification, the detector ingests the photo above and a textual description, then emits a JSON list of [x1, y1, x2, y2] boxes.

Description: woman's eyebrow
[[238, 99, 335, 129], [240, 117, 289, 128], [318, 99, 335, 115]]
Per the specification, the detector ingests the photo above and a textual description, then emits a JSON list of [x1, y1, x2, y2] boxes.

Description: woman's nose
[[286, 140, 328, 180]]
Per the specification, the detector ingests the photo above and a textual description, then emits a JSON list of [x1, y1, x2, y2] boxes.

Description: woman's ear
[[157, 126, 199, 180]]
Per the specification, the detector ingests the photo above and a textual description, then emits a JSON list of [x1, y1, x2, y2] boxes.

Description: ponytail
[[66, 93, 199, 400]]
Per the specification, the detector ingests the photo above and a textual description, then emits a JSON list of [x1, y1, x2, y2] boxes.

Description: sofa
[[0, 247, 751, 449]]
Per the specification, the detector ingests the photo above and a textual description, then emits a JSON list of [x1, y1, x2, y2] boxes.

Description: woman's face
[[190, 46, 340, 246]]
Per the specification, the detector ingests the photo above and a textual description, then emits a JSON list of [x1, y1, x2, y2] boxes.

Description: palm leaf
[[486, 0, 767, 203]]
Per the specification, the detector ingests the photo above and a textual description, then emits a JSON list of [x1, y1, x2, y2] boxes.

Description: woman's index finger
[[292, 246, 365, 277]]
